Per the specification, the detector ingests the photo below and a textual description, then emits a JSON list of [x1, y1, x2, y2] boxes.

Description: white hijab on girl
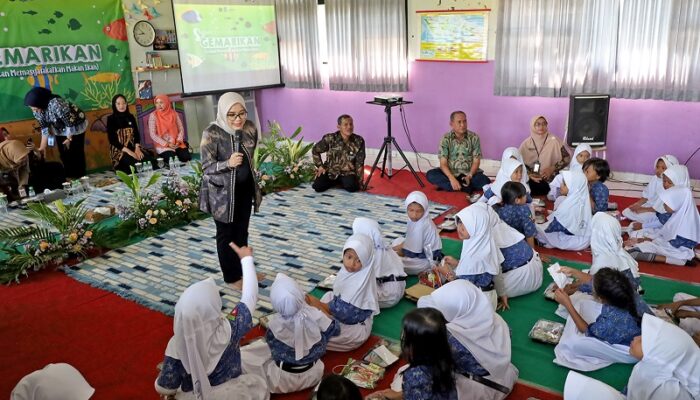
[[475, 202, 524, 249], [663, 164, 691, 188], [590, 212, 639, 276], [454, 205, 503, 276], [489, 158, 527, 204], [644, 155, 679, 203], [563, 371, 624, 400], [352, 217, 406, 279], [500, 147, 529, 191], [551, 170, 592, 236], [268, 273, 333, 361], [657, 186, 700, 244], [333, 234, 380, 315], [165, 277, 232, 400], [569, 144, 593, 170], [417, 280, 514, 387], [403, 191, 442, 255], [627, 314, 700, 399], [12, 363, 95, 400], [215, 92, 246, 135]]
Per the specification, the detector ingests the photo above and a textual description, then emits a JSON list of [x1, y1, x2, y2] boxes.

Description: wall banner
[[0, 0, 134, 123]]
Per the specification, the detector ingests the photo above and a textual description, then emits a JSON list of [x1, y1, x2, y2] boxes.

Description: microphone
[[233, 130, 242, 153]]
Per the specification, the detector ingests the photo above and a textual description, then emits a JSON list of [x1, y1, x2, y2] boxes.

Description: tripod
[[363, 100, 424, 190]]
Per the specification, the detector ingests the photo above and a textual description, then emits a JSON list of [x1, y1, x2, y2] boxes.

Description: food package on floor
[[317, 274, 336, 290], [529, 319, 564, 345], [363, 339, 401, 368], [418, 269, 446, 289], [404, 283, 435, 301], [543, 282, 557, 302], [85, 205, 116, 223], [340, 358, 385, 389]]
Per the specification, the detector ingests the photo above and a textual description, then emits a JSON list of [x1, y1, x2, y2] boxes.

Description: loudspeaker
[[567, 94, 610, 147]]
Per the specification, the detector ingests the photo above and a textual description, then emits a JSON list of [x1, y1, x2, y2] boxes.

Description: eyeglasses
[[534, 122, 548, 127], [226, 111, 247, 120]]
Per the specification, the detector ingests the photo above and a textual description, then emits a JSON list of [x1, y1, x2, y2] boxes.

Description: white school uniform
[[240, 273, 332, 393], [478, 203, 543, 297], [622, 155, 679, 224], [158, 276, 268, 400], [627, 314, 700, 400], [536, 171, 592, 251], [636, 186, 700, 264], [323, 234, 379, 352], [553, 299, 638, 371], [417, 280, 518, 399], [563, 371, 625, 400], [396, 191, 443, 274], [673, 293, 700, 336], [548, 144, 592, 201], [352, 217, 406, 308], [454, 205, 503, 309], [12, 363, 95, 400]]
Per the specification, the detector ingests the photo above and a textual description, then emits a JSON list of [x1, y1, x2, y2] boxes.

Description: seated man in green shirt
[[311, 114, 366, 193], [426, 111, 491, 193]]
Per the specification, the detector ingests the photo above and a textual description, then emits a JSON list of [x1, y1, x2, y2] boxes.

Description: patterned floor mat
[[64, 184, 451, 320]]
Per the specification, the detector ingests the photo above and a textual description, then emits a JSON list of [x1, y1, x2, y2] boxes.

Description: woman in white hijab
[[417, 280, 518, 400], [536, 170, 592, 251], [622, 155, 679, 224], [241, 273, 338, 393], [308, 234, 379, 352], [199, 92, 263, 289], [392, 191, 443, 275], [436, 205, 503, 309], [12, 363, 94, 400], [482, 158, 528, 206], [353, 217, 407, 308], [628, 185, 700, 266], [547, 144, 592, 202], [155, 244, 268, 400]]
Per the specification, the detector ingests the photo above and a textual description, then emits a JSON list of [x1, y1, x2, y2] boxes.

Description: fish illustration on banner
[[26, 65, 59, 90], [103, 18, 127, 41]]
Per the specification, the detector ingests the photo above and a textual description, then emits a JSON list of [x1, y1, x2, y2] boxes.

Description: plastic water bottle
[[28, 186, 35, 198]]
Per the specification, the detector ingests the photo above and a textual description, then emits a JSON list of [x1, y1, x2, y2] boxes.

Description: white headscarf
[[476, 202, 524, 248], [590, 212, 639, 276], [489, 158, 526, 204], [333, 234, 380, 315], [643, 155, 679, 204], [454, 205, 503, 276], [352, 217, 406, 278], [403, 191, 442, 254], [11, 363, 95, 400], [268, 273, 333, 361], [563, 371, 624, 400], [569, 144, 593, 170], [551, 170, 592, 236], [627, 314, 700, 399], [663, 165, 691, 188], [417, 280, 513, 385], [214, 92, 246, 135], [657, 186, 700, 243], [500, 147, 529, 192], [164, 278, 232, 400]]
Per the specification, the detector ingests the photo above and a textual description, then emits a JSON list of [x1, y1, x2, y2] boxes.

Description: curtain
[[325, 0, 408, 92], [276, 0, 322, 89], [495, 0, 618, 97], [615, 0, 700, 101], [495, 0, 700, 101]]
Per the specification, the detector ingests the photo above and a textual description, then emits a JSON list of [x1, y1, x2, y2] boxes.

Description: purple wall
[[256, 61, 700, 178]]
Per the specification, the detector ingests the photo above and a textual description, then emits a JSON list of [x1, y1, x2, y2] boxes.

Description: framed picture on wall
[[416, 9, 490, 62], [138, 80, 153, 100], [154, 29, 178, 50]]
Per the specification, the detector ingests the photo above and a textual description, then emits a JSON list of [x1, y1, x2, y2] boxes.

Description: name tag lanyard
[[531, 134, 548, 171]]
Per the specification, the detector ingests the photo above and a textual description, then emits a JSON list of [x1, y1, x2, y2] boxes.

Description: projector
[[374, 95, 403, 104]]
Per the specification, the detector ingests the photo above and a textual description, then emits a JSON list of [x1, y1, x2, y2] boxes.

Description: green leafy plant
[[254, 121, 316, 193], [0, 199, 95, 284]]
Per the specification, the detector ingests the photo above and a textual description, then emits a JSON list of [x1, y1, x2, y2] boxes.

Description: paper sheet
[[547, 262, 572, 289]]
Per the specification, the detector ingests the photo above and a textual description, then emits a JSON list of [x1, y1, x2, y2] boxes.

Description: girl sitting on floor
[[553, 268, 641, 371], [497, 147, 529, 189], [627, 185, 699, 266], [630, 164, 691, 234], [417, 280, 519, 399], [564, 314, 700, 399], [392, 191, 443, 275], [307, 234, 379, 352], [367, 308, 457, 400], [352, 217, 407, 308], [155, 244, 268, 400], [622, 155, 679, 224], [436, 205, 502, 309], [583, 158, 611, 213], [240, 273, 339, 393], [556, 212, 651, 320], [481, 158, 530, 206], [536, 170, 592, 251], [548, 144, 592, 202], [494, 181, 537, 248]]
